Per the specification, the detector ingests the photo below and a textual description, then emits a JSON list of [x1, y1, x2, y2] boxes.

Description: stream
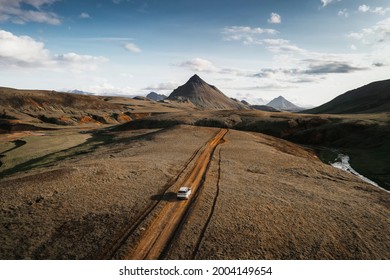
[[330, 153, 390, 193], [331, 154, 379, 187], [304, 145, 389, 193]]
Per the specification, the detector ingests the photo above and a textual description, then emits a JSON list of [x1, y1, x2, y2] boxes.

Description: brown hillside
[[167, 75, 248, 110], [0, 87, 193, 130], [0, 126, 388, 259], [303, 79, 390, 114]]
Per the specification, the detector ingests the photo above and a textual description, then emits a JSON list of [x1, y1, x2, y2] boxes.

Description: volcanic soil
[[0, 125, 389, 259]]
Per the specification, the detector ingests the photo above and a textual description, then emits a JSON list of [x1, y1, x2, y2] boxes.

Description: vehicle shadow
[[150, 192, 178, 202]]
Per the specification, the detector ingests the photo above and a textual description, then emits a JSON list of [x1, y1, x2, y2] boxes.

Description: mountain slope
[[266, 96, 303, 112], [146, 92, 167, 101], [167, 75, 247, 110], [250, 105, 280, 112], [304, 79, 390, 114]]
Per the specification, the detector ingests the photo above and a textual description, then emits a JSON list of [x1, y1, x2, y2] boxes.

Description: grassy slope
[[0, 131, 91, 173], [303, 79, 390, 114], [120, 111, 390, 190]]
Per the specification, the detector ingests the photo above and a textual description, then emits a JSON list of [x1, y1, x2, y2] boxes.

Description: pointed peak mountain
[[167, 75, 247, 110], [266, 96, 303, 112], [188, 74, 204, 83]]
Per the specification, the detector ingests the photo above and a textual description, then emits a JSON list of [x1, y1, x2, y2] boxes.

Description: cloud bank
[[0, 0, 61, 25], [0, 29, 107, 71]]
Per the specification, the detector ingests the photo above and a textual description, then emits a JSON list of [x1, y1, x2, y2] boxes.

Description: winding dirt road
[[126, 128, 228, 259]]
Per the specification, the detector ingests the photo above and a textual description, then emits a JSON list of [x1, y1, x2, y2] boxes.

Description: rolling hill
[[0, 87, 191, 131], [1, 79, 390, 260], [303, 79, 390, 114]]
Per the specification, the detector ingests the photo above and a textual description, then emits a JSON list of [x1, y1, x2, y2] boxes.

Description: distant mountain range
[[146, 92, 167, 101], [3, 77, 389, 116], [167, 74, 248, 110], [68, 89, 92, 95], [266, 96, 304, 112], [304, 79, 390, 114]]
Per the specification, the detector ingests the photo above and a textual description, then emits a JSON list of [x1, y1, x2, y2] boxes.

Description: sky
[[0, 0, 389, 106]]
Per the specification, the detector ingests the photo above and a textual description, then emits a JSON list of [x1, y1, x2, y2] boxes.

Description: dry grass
[[0, 126, 389, 259], [0, 126, 216, 259], [165, 129, 390, 259]]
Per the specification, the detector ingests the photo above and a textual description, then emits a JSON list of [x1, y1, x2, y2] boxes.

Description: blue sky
[[0, 0, 389, 106]]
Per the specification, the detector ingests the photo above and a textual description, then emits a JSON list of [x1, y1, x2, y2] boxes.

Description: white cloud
[[82, 83, 136, 96], [0, 29, 107, 71], [220, 28, 369, 87], [347, 18, 390, 44], [223, 26, 278, 36], [358, 5, 370, 13], [0, 29, 51, 66], [372, 7, 390, 15], [358, 5, 390, 15], [222, 26, 307, 56], [79, 12, 91, 19], [268, 13, 281, 24], [321, 0, 341, 8], [223, 26, 278, 44], [375, 18, 390, 41], [347, 32, 365, 40], [338, 9, 349, 18], [144, 82, 179, 91], [0, 0, 60, 25], [55, 53, 107, 71], [124, 42, 141, 53], [256, 38, 307, 55], [178, 58, 218, 73]]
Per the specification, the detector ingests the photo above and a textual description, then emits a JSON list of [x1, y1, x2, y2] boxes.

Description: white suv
[[177, 187, 192, 200]]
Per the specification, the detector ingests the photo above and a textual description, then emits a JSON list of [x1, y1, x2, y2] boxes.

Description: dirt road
[[126, 128, 228, 259]]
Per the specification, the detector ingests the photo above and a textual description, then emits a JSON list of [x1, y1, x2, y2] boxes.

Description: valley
[[0, 77, 389, 260]]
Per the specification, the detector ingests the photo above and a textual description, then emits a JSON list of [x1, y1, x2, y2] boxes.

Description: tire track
[[191, 146, 222, 259], [159, 142, 224, 259], [96, 135, 208, 260], [126, 129, 228, 260]]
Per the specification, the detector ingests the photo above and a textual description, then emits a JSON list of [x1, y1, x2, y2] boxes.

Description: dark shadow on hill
[[0, 131, 113, 178], [0, 127, 176, 179]]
